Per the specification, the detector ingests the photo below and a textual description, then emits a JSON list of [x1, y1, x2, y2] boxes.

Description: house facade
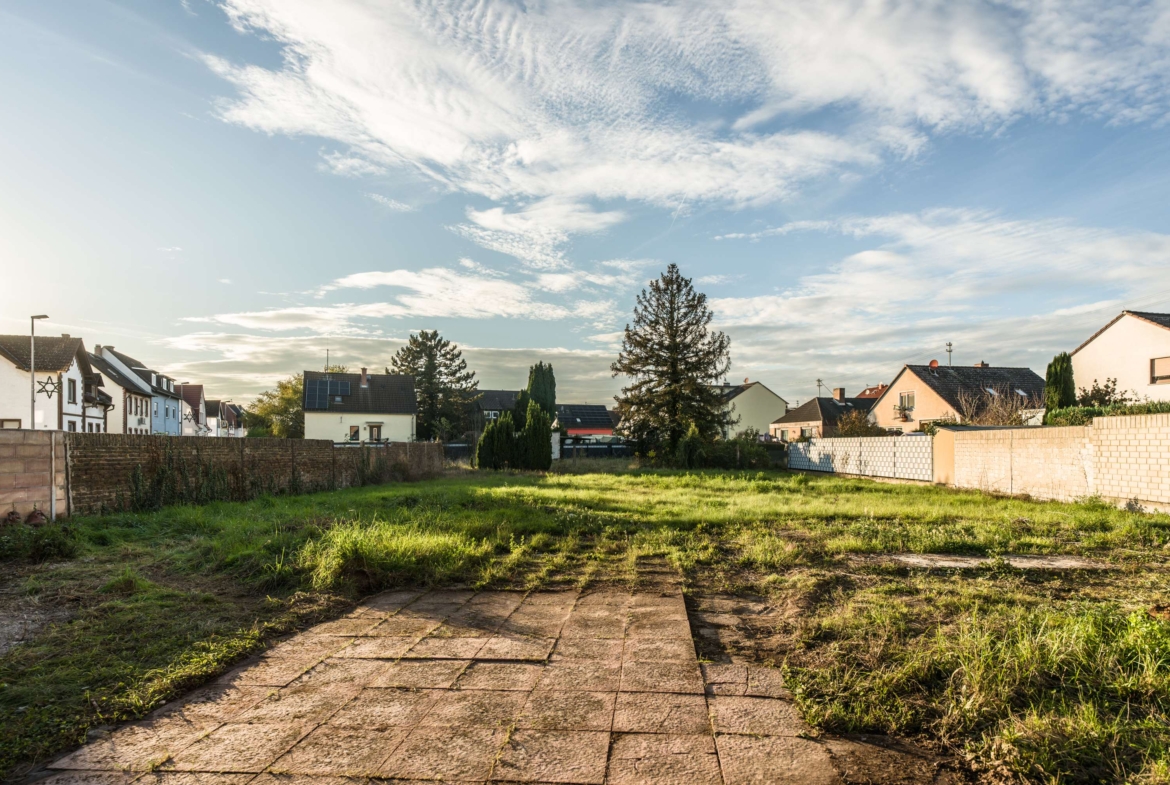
[[555, 404, 616, 441], [302, 368, 416, 443], [178, 384, 208, 436], [769, 389, 876, 441], [1070, 311, 1170, 403], [95, 347, 182, 435], [869, 362, 1045, 432], [717, 379, 788, 438], [473, 390, 519, 431], [88, 353, 154, 434], [0, 334, 107, 432]]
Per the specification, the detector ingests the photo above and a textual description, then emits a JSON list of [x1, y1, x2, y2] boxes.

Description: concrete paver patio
[[40, 586, 840, 784]]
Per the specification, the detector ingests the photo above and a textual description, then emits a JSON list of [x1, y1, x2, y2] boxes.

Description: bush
[[1045, 400, 1170, 426], [836, 409, 887, 437], [670, 424, 769, 469], [0, 523, 78, 562]]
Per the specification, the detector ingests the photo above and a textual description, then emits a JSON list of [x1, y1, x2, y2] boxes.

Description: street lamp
[[30, 315, 48, 430]]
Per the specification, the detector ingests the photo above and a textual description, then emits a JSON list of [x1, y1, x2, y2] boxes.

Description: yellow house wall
[[1071, 315, 1170, 403], [727, 384, 788, 436], [304, 412, 415, 443], [768, 419, 824, 440], [871, 369, 957, 432]]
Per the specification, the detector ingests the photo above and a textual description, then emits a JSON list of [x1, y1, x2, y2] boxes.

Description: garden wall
[[787, 435, 933, 481], [935, 413, 1170, 509], [1, 431, 444, 518], [0, 430, 66, 520]]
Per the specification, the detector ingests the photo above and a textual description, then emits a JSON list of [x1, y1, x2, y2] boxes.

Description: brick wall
[[941, 414, 1170, 508], [58, 434, 444, 516], [0, 430, 66, 519]]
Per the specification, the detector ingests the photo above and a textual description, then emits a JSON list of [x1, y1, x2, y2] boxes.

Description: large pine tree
[[611, 264, 731, 452], [389, 330, 479, 441]]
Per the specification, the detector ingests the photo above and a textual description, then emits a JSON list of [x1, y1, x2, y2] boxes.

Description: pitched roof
[[477, 390, 519, 412], [303, 370, 417, 415], [1072, 310, 1170, 355], [716, 383, 750, 402], [772, 397, 876, 426], [856, 384, 888, 399], [898, 364, 1046, 411], [101, 347, 179, 398], [556, 404, 614, 429], [179, 384, 204, 410], [205, 400, 221, 418], [89, 353, 149, 395], [0, 335, 86, 373]]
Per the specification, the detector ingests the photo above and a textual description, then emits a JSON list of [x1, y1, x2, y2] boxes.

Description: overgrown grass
[[2, 468, 1169, 781]]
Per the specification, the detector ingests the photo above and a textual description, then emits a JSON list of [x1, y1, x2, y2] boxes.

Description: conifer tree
[[520, 399, 552, 470], [527, 362, 556, 418], [1045, 352, 1076, 410], [513, 389, 531, 430], [390, 330, 478, 441], [611, 264, 731, 452]]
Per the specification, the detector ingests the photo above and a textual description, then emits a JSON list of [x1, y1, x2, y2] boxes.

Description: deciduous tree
[[246, 374, 304, 438]]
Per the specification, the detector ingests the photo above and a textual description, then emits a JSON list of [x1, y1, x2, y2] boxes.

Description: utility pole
[[30, 315, 48, 429]]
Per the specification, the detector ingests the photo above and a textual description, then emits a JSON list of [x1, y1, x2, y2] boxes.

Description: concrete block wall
[[1090, 413, 1170, 505], [788, 435, 933, 482], [0, 430, 66, 519]]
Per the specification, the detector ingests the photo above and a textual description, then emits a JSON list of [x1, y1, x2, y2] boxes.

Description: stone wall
[[937, 414, 1170, 508], [3, 433, 446, 517], [0, 430, 66, 519]]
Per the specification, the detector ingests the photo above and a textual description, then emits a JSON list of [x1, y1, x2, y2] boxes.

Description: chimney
[[360, 367, 369, 388], [974, 360, 989, 368], [832, 387, 845, 401], [61, 333, 70, 339]]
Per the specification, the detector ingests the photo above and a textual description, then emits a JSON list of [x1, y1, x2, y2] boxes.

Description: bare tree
[[955, 385, 1043, 426]]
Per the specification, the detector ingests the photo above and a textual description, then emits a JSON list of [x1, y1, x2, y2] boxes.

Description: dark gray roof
[[772, 397, 875, 426], [102, 347, 179, 398], [555, 404, 614, 429], [0, 335, 86, 373], [89, 353, 149, 395], [477, 390, 519, 413], [902, 364, 1045, 410], [716, 383, 750, 402], [205, 400, 221, 418], [303, 370, 417, 415]]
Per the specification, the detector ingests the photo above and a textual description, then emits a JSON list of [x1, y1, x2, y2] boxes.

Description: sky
[[3, 0, 1170, 407]]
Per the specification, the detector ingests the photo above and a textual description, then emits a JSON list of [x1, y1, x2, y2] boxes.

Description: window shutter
[[1153, 356, 1170, 382]]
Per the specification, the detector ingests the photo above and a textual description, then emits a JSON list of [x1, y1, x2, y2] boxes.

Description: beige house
[[303, 368, 416, 443], [869, 362, 1045, 432], [1070, 311, 1170, 403], [769, 388, 875, 441], [716, 379, 788, 437]]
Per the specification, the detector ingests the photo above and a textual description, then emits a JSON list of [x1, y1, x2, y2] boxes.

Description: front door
[[369, 424, 382, 442]]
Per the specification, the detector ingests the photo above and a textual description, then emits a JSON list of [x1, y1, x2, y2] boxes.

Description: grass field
[[2, 464, 1169, 782]]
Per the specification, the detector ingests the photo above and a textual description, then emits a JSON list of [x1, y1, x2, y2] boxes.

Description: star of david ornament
[[37, 376, 60, 399]]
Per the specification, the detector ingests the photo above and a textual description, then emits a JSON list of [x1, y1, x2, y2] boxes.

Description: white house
[[1071, 311, 1170, 403], [88, 352, 153, 434], [0, 334, 109, 432], [178, 383, 209, 436], [716, 379, 789, 438], [302, 368, 416, 442]]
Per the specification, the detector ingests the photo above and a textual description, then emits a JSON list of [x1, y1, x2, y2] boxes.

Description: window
[[369, 425, 382, 441], [154, 401, 158, 415], [95, 424, 101, 433], [68, 421, 77, 432], [68, 378, 77, 404], [1153, 357, 1170, 384], [349, 426, 360, 441], [899, 391, 915, 410], [779, 429, 789, 442], [486, 410, 499, 421], [800, 427, 814, 438], [0, 419, 20, 429]]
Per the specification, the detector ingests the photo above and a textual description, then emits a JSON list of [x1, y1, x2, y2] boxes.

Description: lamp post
[[30, 315, 48, 430]]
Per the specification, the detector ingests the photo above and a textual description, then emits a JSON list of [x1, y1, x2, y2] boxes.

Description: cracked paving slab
[[43, 584, 842, 784]]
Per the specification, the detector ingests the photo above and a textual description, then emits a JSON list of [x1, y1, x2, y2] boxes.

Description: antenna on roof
[[325, 349, 329, 372], [946, 342, 953, 366], [816, 378, 824, 397]]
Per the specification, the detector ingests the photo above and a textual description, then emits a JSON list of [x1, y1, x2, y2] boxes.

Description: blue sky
[[4, 0, 1170, 406]]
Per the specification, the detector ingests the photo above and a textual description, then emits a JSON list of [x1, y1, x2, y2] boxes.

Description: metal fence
[[787, 435, 933, 481], [559, 441, 631, 459]]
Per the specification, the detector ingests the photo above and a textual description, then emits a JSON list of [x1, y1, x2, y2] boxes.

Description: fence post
[[49, 431, 56, 522]]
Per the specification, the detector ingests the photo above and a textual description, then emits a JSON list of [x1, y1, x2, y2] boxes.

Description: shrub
[[0, 523, 78, 562], [1045, 352, 1076, 410], [836, 409, 887, 437], [1077, 377, 1137, 407], [1045, 400, 1170, 426]]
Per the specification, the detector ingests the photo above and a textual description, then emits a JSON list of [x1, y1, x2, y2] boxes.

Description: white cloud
[[206, 0, 1170, 256], [712, 209, 1170, 401], [366, 193, 414, 211], [218, 278, 232, 284]]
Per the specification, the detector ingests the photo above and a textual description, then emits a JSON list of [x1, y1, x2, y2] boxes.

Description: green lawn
[[2, 465, 1169, 782]]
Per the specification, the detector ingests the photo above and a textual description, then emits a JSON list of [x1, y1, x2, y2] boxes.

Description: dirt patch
[[0, 569, 72, 656]]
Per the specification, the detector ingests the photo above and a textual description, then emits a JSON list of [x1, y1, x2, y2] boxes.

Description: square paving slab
[[47, 587, 838, 783]]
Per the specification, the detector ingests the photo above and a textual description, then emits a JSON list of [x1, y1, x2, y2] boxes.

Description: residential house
[[302, 368, 416, 442], [554, 404, 616, 441], [869, 362, 1046, 432], [206, 400, 223, 436], [856, 384, 888, 399], [0, 334, 107, 432], [769, 389, 877, 441], [1070, 311, 1170, 402], [88, 353, 154, 434], [94, 346, 182, 435], [473, 390, 519, 431], [221, 403, 247, 437], [178, 383, 209, 436], [716, 379, 788, 438]]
